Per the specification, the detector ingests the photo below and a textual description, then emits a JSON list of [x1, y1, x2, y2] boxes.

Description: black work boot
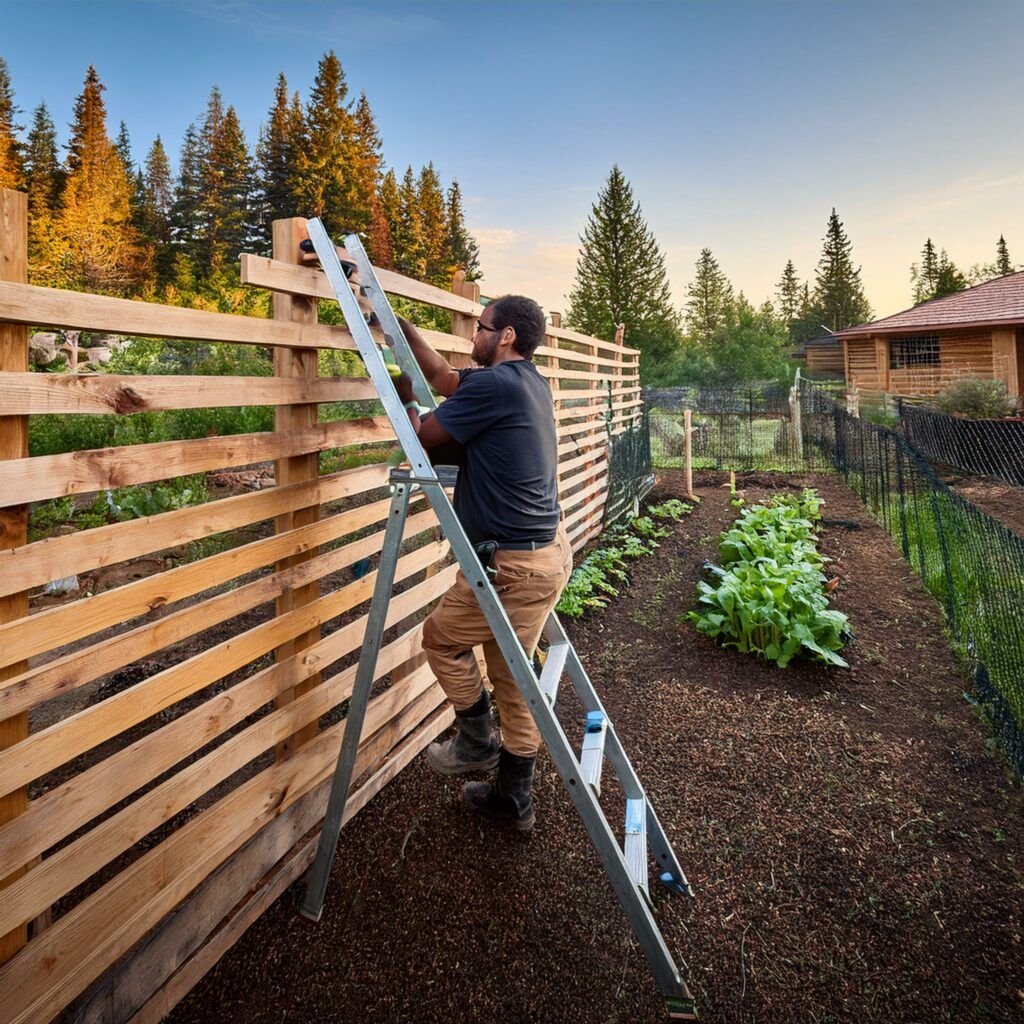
[[462, 748, 536, 831], [425, 692, 500, 775]]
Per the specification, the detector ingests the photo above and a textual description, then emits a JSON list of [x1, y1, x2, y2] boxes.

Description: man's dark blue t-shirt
[[432, 360, 560, 546]]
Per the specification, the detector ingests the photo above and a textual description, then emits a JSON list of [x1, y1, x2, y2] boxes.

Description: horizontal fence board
[[0, 612, 444, 936], [561, 474, 608, 515], [557, 449, 610, 478], [0, 652, 450, 1024], [0, 501, 433, 723], [0, 461, 389, 599], [565, 490, 607, 533], [557, 434, 608, 459], [0, 416, 395, 507], [0, 281, 349, 351], [0, 493, 431, 670], [559, 462, 609, 497], [0, 535, 451, 799], [0, 372, 377, 416]]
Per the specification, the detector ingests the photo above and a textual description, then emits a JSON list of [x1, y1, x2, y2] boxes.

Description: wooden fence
[[0, 190, 642, 1023]]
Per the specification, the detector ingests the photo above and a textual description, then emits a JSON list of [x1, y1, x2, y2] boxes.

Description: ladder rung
[[579, 710, 608, 796], [624, 798, 650, 900], [538, 642, 569, 706]]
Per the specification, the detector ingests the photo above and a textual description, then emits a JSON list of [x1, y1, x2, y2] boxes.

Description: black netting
[[899, 401, 1024, 485], [603, 403, 655, 524], [644, 380, 1024, 777]]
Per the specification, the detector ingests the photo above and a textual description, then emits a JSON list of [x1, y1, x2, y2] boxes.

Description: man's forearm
[[396, 316, 453, 383]]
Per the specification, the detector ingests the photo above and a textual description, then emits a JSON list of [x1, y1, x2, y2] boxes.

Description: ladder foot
[[659, 871, 695, 898], [298, 902, 324, 924], [665, 995, 699, 1020]]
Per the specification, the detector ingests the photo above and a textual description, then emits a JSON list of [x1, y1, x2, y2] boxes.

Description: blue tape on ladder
[[625, 799, 644, 834], [585, 710, 605, 733]]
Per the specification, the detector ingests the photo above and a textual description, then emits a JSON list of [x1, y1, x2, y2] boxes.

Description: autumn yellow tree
[[43, 66, 150, 292]]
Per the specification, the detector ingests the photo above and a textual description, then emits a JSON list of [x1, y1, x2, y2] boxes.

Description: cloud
[[864, 170, 1024, 229], [472, 226, 579, 312], [151, 0, 442, 42]]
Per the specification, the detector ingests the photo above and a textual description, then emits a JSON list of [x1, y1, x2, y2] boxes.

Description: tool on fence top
[[297, 219, 698, 1021]]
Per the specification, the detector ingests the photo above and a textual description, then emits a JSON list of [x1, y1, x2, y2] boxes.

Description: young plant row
[[556, 499, 692, 618], [687, 489, 851, 667]]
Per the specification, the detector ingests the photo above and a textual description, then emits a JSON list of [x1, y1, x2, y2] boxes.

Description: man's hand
[[394, 373, 415, 404]]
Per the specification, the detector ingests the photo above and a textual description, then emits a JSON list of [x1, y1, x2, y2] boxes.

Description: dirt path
[[168, 470, 1024, 1024], [940, 471, 1024, 540]]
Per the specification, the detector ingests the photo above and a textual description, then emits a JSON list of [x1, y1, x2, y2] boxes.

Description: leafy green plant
[[686, 489, 851, 667], [931, 376, 1019, 419], [648, 499, 692, 520], [627, 515, 669, 541], [109, 474, 208, 521]]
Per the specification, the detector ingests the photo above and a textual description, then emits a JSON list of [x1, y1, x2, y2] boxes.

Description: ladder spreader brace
[[296, 219, 698, 1021]]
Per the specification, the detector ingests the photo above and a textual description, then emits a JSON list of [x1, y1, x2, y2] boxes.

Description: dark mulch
[[941, 471, 1024, 541], [168, 470, 1024, 1024]]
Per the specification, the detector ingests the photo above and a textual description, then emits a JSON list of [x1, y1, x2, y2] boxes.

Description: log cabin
[[834, 270, 1024, 399]]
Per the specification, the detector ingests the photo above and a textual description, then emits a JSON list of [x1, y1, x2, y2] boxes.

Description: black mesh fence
[[646, 382, 820, 472], [802, 383, 1024, 775], [644, 379, 1024, 775], [603, 403, 655, 525], [899, 401, 1024, 485]]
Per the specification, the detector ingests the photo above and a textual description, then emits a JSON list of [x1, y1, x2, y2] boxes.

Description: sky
[[2, 0, 1023, 322]]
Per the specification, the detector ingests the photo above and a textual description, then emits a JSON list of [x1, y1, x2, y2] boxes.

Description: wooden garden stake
[[684, 408, 694, 500]]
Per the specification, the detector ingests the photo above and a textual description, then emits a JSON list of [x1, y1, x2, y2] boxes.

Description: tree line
[[0, 53, 481, 305], [566, 167, 1016, 385]]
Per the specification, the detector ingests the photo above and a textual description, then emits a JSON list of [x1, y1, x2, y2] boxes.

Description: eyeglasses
[[476, 320, 502, 334]]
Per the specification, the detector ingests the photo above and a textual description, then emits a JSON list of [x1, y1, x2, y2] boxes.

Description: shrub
[[931, 376, 1019, 419]]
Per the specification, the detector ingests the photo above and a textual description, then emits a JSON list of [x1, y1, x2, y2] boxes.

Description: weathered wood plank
[[0, 280, 350, 351], [0, 416, 395, 507], [0, 371, 377, 416], [0, 461, 389, 599], [0, 187, 29, 963]]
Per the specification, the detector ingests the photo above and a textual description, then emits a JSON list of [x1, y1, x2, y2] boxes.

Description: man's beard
[[474, 335, 500, 366]]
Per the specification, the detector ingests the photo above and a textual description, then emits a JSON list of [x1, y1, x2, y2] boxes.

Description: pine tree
[[45, 66, 148, 292], [565, 166, 680, 378], [444, 180, 480, 281], [373, 168, 401, 269], [808, 208, 871, 332], [775, 260, 801, 327], [115, 121, 133, 174], [0, 58, 24, 190], [997, 235, 1013, 275], [255, 73, 299, 250], [684, 248, 733, 344], [292, 51, 358, 235], [934, 249, 967, 298], [417, 162, 447, 284], [351, 92, 382, 243], [394, 165, 425, 278], [170, 123, 204, 269], [911, 238, 940, 303], [23, 102, 63, 273], [139, 136, 174, 284]]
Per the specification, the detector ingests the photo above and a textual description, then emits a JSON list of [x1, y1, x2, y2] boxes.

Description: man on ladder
[[386, 297, 571, 832]]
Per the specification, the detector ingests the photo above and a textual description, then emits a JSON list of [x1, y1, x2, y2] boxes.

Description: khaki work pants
[[422, 522, 573, 756]]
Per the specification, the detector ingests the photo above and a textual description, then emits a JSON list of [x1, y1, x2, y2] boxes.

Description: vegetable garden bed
[[166, 470, 1024, 1024]]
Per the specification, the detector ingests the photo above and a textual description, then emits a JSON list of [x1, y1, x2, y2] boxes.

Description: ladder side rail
[[419, 481, 689, 1002], [300, 483, 411, 919], [343, 232, 438, 413], [305, 220, 436, 480]]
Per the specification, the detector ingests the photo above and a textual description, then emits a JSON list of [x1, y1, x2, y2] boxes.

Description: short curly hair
[[488, 294, 547, 359]]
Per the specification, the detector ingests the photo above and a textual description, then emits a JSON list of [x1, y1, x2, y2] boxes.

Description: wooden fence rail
[[0, 189, 643, 1023]]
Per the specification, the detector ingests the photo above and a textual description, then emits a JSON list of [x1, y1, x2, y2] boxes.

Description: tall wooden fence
[[0, 191, 641, 1023]]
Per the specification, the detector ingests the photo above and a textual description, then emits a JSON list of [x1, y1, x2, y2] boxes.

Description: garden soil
[[168, 469, 1024, 1024]]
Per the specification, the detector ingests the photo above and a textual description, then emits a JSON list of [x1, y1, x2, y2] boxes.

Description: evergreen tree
[[255, 73, 299, 250], [417, 162, 447, 284], [373, 168, 401, 269], [997, 235, 1013, 275], [910, 238, 939, 303], [565, 166, 680, 379], [807, 208, 871, 332], [934, 249, 967, 298], [170, 122, 204, 269], [444, 180, 480, 281], [23, 102, 63, 273], [0, 58, 24, 190], [24, 102, 62, 212], [115, 121, 133, 173], [139, 136, 174, 284], [775, 260, 801, 328], [684, 248, 733, 344], [46, 65, 148, 291], [393, 165, 425, 278], [351, 91, 382, 244], [292, 51, 358, 235]]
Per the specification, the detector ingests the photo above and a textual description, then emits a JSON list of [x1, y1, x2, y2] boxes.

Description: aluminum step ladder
[[297, 219, 698, 1021]]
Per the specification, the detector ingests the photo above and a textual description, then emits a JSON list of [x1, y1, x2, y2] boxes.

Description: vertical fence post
[[0, 189, 29, 962], [272, 217, 322, 761], [684, 408, 694, 500], [450, 269, 479, 371]]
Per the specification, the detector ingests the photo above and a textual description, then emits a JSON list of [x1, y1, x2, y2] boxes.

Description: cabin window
[[889, 335, 940, 369]]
